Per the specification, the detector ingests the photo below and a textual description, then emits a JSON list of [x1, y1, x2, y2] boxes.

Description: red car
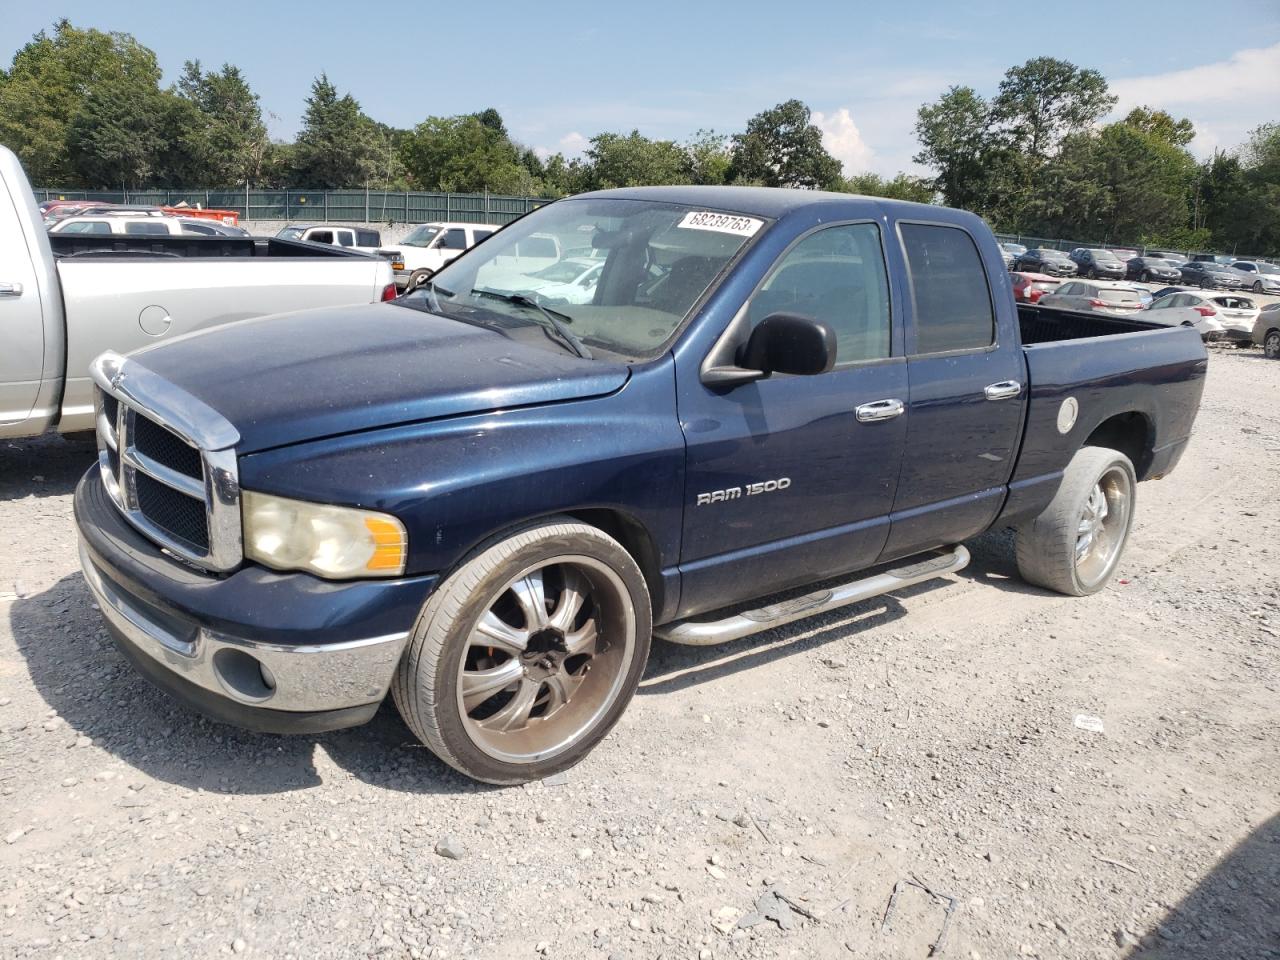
[[1012, 271, 1062, 303]]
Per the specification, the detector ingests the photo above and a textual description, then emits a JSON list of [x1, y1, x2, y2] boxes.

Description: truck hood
[[130, 303, 630, 453]]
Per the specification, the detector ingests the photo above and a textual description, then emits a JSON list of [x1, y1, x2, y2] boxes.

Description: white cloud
[[1110, 41, 1280, 108], [1108, 42, 1280, 157], [558, 131, 589, 156], [812, 108, 875, 174]]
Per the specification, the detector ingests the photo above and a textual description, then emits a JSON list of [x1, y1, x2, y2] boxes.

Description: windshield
[[400, 225, 441, 248], [1256, 262, 1280, 275], [397, 198, 765, 359], [1039, 249, 1068, 259], [1097, 289, 1140, 303], [277, 227, 305, 241]]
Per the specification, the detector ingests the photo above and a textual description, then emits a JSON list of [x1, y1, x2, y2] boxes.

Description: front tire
[[407, 268, 434, 291], [1253, 280, 1264, 293], [1140, 270, 1152, 283], [392, 519, 652, 784], [1015, 447, 1137, 597]]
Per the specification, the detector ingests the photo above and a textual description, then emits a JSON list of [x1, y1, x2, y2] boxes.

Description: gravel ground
[[1, 346, 1277, 960]]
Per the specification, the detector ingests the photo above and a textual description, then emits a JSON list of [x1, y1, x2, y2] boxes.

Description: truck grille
[[92, 353, 243, 572]]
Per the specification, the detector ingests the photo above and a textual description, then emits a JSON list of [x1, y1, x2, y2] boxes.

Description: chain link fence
[[34, 187, 550, 226]]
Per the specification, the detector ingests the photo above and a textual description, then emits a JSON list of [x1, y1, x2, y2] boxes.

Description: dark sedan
[[1070, 248, 1127, 279], [1180, 260, 1246, 290], [1013, 248, 1078, 277], [1127, 257, 1183, 283]]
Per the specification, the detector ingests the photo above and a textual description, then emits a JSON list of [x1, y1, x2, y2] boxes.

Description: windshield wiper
[[419, 279, 453, 313], [471, 289, 592, 359]]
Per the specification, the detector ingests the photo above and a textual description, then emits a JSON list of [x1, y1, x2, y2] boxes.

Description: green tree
[[66, 73, 167, 188], [990, 57, 1116, 164], [583, 131, 690, 188], [399, 113, 535, 193], [0, 20, 163, 185], [913, 85, 994, 212], [683, 129, 732, 185], [1122, 106, 1195, 147], [1204, 125, 1280, 255], [173, 60, 270, 185], [291, 74, 380, 188], [837, 172, 935, 203], [728, 99, 843, 189]]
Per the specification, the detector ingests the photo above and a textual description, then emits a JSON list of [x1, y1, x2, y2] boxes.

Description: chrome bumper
[[79, 543, 409, 713]]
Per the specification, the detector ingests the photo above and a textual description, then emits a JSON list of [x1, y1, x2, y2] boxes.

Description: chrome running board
[[655, 545, 970, 646]]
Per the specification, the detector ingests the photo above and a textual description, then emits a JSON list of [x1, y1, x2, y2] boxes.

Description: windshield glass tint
[[278, 227, 305, 240], [401, 198, 763, 358], [401, 225, 440, 248], [1098, 289, 1139, 303]]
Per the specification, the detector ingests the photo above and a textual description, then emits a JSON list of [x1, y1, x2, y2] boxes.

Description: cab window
[[438, 228, 468, 250], [124, 221, 169, 236], [747, 223, 891, 366], [900, 223, 995, 354]]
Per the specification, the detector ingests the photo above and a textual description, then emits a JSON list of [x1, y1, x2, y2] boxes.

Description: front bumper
[[74, 469, 438, 734]]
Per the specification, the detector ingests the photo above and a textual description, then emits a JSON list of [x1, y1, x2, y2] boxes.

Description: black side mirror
[[739, 312, 837, 377]]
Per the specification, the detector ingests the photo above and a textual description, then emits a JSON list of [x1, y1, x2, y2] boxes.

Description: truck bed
[[49, 234, 372, 260], [1017, 303, 1158, 344]]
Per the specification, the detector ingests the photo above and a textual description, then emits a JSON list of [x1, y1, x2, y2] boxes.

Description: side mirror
[[739, 313, 837, 377]]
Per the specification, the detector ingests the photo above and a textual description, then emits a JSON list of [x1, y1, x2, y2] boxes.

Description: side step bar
[[655, 545, 970, 646]]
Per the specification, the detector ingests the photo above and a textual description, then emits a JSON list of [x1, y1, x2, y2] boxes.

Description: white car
[[276, 224, 384, 255], [49, 215, 196, 237], [1037, 280, 1146, 318], [387, 222, 498, 289], [1146, 291, 1259, 343], [1230, 260, 1280, 295], [512, 258, 604, 304]]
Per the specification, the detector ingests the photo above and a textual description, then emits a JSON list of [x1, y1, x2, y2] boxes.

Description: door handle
[[0, 281, 23, 297], [984, 380, 1022, 400], [855, 398, 905, 422]]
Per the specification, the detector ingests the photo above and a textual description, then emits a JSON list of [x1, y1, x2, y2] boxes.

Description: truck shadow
[[0, 433, 98, 502], [1127, 811, 1279, 958], [8, 572, 492, 797]]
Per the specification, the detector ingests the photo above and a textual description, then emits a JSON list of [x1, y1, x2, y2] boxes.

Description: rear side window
[[900, 223, 995, 354], [472, 229, 493, 243], [308, 230, 334, 244], [124, 221, 169, 235], [62, 221, 111, 234], [336, 231, 354, 247], [355, 230, 380, 247]]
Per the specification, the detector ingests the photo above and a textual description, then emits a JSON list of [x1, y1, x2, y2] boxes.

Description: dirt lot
[[1, 347, 1277, 960]]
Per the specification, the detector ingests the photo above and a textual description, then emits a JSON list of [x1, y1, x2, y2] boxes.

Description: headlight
[[242, 491, 407, 579]]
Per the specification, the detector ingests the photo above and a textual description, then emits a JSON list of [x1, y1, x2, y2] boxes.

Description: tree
[[1122, 107, 1195, 147], [399, 114, 535, 193], [990, 57, 1116, 164], [913, 85, 994, 212], [66, 73, 167, 188], [728, 99, 842, 189], [683, 129, 732, 185], [0, 20, 163, 185], [1203, 125, 1280, 255], [173, 60, 270, 185], [582, 131, 689, 189], [837, 172, 935, 204], [291, 74, 380, 188]]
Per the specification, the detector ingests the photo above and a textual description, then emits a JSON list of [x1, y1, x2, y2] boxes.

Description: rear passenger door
[[880, 221, 1027, 561]]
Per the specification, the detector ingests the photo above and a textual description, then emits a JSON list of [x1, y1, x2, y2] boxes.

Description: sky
[[4, 0, 1279, 178]]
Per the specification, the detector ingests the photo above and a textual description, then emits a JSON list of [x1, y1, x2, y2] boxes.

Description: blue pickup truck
[[74, 187, 1206, 784]]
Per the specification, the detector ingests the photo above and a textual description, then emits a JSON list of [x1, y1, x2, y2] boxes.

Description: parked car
[[1252, 303, 1280, 358], [1142, 291, 1247, 341], [50, 215, 202, 236], [1179, 260, 1246, 290], [384, 221, 498, 289], [1013, 248, 1078, 277], [1150, 286, 1189, 301], [511, 257, 605, 304], [999, 242, 1027, 268], [1010, 271, 1062, 303], [1037, 280, 1145, 317], [1230, 260, 1280, 294], [0, 145, 396, 440], [74, 184, 1205, 784], [1069, 248, 1127, 280], [276, 224, 385, 254], [1126, 256, 1182, 284], [177, 219, 249, 237]]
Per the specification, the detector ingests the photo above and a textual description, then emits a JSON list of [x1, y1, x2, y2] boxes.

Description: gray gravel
[[1, 346, 1277, 959]]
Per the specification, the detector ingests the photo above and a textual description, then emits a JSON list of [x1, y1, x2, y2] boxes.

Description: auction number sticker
[[677, 211, 763, 237]]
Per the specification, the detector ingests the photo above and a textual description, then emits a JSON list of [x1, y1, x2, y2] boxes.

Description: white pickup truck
[[0, 146, 396, 440]]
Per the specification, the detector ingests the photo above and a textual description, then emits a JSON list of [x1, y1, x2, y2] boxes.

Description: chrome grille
[[91, 352, 243, 572]]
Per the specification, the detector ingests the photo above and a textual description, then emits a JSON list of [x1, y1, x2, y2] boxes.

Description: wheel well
[[566, 508, 664, 616], [1085, 412, 1155, 479]]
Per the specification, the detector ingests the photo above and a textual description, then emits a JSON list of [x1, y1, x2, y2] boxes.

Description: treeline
[[914, 57, 1279, 254], [0, 21, 926, 204], [2, 22, 1276, 253]]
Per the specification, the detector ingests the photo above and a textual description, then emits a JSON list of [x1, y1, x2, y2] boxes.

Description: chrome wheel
[[1074, 467, 1131, 589], [456, 555, 635, 764], [1265, 331, 1280, 359]]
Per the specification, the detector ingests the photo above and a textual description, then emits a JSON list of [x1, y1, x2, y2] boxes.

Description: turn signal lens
[[242, 491, 407, 579]]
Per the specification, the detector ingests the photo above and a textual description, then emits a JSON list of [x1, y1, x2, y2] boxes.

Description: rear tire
[[392, 519, 651, 785], [1254, 280, 1264, 293], [407, 268, 434, 291], [1140, 270, 1152, 283], [1264, 330, 1280, 359], [1015, 447, 1137, 597]]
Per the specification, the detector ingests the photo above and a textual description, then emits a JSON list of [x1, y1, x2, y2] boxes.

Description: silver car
[[1230, 260, 1280, 295], [1037, 280, 1146, 318], [1252, 304, 1280, 359]]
